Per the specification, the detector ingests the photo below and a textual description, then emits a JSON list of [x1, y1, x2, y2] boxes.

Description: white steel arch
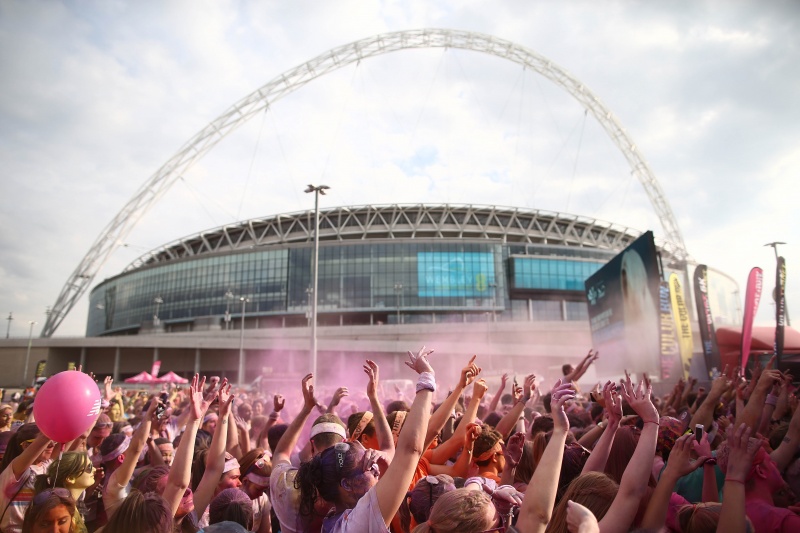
[[42, 28, 688, 337]]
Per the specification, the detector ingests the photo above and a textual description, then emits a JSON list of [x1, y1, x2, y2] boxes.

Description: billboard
[[584, 231, 673, 378], [417, 252, 495, 297]]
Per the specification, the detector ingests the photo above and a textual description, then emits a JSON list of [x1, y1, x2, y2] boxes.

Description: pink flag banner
[[741, 267, 763, 371], [151, 360, 162, 379]]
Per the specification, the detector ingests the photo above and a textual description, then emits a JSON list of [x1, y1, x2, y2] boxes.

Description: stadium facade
[[62, 204, 738, 387]]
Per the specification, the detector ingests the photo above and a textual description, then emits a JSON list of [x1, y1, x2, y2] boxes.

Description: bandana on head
[[101, 436, 131, 463], [657, 417, 683, 455], [349, 412, 373, 442]]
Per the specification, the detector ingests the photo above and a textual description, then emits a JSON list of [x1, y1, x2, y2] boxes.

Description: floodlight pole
[[5, 312, 12, 339], [23, 321, 36, 387], [765, 242, 790, 326], [238, 296, 250, 386], [305, 184, 329, 378]]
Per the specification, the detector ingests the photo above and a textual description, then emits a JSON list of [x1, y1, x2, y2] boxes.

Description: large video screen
[[584, 231, 671, 378], [417, 252, 495, 297]]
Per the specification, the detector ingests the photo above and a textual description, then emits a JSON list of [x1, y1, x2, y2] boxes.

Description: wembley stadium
[[0, 30, 745, 388], [74, 203, 739, 387]]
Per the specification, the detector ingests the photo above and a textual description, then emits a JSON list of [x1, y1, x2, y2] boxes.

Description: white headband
[[245, 472, 270, 486], [102, 436, 131, 463], [223, 457, 240, 473], [310, 422, 346, 439]]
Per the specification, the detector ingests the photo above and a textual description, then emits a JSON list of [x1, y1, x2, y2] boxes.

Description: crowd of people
[[0, 346, 798, 533]]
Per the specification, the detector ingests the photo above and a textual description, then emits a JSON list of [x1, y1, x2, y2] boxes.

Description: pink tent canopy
[[124, 371, 155, 384], [154, 371, 189, 384]]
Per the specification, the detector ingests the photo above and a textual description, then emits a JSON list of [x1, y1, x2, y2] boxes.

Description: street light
[[238, 296, 250, 386], [394, 283, 403, 324], [23, 321, 36, 387], [224, 289, 235, 330], [304, 183, 329, 378], [5, 312, 12, 339], [765, 241, 790, 326], [153, 296, 164, 326]]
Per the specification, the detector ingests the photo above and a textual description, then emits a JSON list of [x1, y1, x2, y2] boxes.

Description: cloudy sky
[[1, 0, 797, 338]]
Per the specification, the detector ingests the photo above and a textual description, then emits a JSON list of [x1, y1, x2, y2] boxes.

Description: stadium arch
[[42, 28, 687, 337]]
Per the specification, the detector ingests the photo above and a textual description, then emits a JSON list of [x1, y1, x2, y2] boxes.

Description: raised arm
[[108, 395, 157, 490], [495, 374, 535, 439], [374, 346, 435, 525], [364, 360, 394, 455], [581, 381, 621, 474], [326, 387, 349, 415], [272, 374, 317, 466], [193, 380, 233, 519], [770, 393, 800, 472], [689, 373, 730, 431], [717, 424, 758, 533], [487, 373, 508, 414], [640, 433, 709, 531], [516, 380, 576, 533], [427, 377, 487, 466], [425, 355, 481, 449], [566, 349, 599, 383], [10, 432, 51, 478], [164, 374, 209, 516], [598, 373, 659, 533], [740, 366, 781, 430]]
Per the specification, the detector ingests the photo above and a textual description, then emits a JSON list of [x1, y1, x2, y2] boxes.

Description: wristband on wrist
[[643, 419, 659, 426], [416, 372, 436, 393], [765, 394, 778, 406]]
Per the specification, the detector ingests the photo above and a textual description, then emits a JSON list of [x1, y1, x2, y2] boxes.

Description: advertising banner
[[151, 360, 162, 379], [775, 257, 786, 363], [417, 252, 495, 297], [659, 281, 680, 379], [669, 273, 694, 379], [741, 267, 763, 371], [693, 265, 720, 377], [584, 231, 664, 378]]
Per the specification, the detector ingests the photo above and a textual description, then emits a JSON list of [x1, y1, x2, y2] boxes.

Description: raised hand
[[217, 379, 233, 416], [104, 376, 114, 401], [725, 423, 759, 482], [499, 373, 509, 390], [621, 370, 658, 425], [273, 394, 285, 412], [405, 345, 434, 374], [551, 379, 577, 431], [330, 387, 349, 408], [301, 373, 318, 412], [189, 374, 208, 421], [503, 431, 525, 468], [364, 360, 380, 399], [523, 374, 537, 404], [459, 355, 481, 388], [567, 500, 599, 533], [602, 381, 622, 427], [663, 434, 708, 480], [472, 379, 489, 400]]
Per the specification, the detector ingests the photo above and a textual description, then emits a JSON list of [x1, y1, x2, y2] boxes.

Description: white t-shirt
[[252, 492, 271, 533], [322, 486, 388, 533], [269, 461, 301, 533]]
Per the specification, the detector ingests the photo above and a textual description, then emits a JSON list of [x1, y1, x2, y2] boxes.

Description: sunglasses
[[32, 488, 71, 507], [84, 462, 94, 474]]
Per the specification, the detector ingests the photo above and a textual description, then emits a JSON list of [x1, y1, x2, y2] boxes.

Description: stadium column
[[79, 347, 86, 370], [194, 348, 201, 375], [113, 346, 120, 382]]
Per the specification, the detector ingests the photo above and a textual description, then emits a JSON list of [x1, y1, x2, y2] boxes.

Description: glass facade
[[511, 257, 603, 291], [87, 239, 615, 336]]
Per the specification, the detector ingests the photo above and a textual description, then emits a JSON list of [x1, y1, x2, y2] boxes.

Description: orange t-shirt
[[389, 451, 433, 533]]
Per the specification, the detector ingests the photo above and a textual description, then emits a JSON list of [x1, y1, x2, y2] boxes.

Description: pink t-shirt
[[745, 499, 800, 533]]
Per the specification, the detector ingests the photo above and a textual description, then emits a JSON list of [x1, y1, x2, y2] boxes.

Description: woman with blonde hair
[[0, 405, 13, 432], [411, 489, 498, 533], [33, 452, 94, 533]]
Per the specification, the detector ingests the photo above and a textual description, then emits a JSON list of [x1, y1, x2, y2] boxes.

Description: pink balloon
[[33, 371, 102, 442]]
